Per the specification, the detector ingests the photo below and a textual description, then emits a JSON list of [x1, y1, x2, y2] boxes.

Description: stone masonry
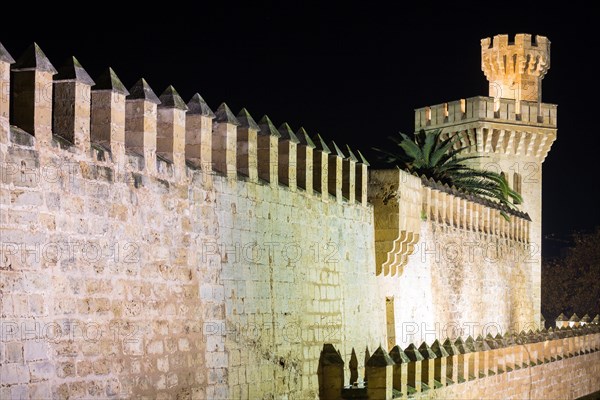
[[0, 34, 567, 399]]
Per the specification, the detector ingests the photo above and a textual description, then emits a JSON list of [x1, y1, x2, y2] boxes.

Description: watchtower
[[413, 34, 557, 328]]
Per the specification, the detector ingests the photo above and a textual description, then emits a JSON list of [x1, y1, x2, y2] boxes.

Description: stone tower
[[413, 33, 557, 329]]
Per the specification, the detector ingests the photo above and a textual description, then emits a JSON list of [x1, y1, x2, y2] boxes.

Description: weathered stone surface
[[12, 42, 57, 73], [158, 85, 188, 110], [214, 102, 240, 126], [0, 40, 15, 63], [127, 78, 161, 104], [93, 67, 129, 95], [54, 56, 95, 85], [187, 93, 215, 117], [1, 31, 577, 400]]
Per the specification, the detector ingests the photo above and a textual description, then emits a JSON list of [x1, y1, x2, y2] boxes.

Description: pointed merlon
[[442, 338, 459, 356], [296, 127, 315, 148], [237, 108, 260, 131], [0, 41, 15, 64], [475, 335, 491, 351], [319, 344, 344, 365], [329, 140, 346, 158], [592, 314, 600, 324], [389, 345, 410, 364], [366, 346, 394, 366], [313, 134, 331, 154], [187, 93, 215, 117], [403, 343, 425, 361], [93, 68, 129, 95], [158, 85, 188, 110], [494, 333, 506, 347], [345, 145, 359, 162], [453, 337, 467, 354], [278, 123, 300, 143], [418, 342, 437, 359], [214, 103, 240, 125], [127, 78, 161, 104], [258, 115, 281, 137], [54, 56, 95, 85], [430, 339, 449, 358], [483, 333, 499, 350], [581, 314, 591, 323], [569, 313, 580, 322], [464, 336, 476, 352], [12, 42, 57, 73], [357, 149, 370, 166]]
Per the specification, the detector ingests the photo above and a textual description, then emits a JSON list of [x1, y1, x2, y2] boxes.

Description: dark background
[[1, 4, 596, 257]]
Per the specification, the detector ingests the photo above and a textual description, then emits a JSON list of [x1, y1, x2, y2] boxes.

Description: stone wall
[[370, 169, 537, 348], [1, 122, 381, 399], [0, 35, 568, 400], [212, 176, 382, 398], [320, 324, 600, 400], [0, 42, 382, 399]]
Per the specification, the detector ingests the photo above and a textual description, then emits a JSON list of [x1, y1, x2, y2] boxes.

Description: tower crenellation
[[481, 33, 551, 106]]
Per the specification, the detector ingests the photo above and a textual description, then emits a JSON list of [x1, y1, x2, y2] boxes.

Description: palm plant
[[375, 129, 523, 220]]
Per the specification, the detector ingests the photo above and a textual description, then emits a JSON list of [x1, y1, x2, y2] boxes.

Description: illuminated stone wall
[[0, 33, 561, 400], [371, 168, 536, 348], [0, 41, 381, 399]]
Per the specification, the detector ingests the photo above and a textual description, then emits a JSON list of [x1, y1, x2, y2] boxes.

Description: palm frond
[[372, 128, 525, 220]]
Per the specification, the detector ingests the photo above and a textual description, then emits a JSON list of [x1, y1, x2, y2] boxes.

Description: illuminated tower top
[[481, 34, 550, 104]]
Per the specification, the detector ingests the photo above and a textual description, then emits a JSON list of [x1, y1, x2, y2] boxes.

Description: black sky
[[1, 4, 597, 256]]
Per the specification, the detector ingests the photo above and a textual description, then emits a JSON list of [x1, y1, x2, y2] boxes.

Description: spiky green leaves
[[375, 129, 523, 220]]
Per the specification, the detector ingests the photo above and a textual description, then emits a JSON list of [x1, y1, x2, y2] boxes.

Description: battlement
[[481, 33, 551, 103], [0, 41, 368, 205], [319, 322, 600, 399], [481, 33, 550, 60], [415, 97, 557, 129], [369, 169, 530, 277], [414, 97, 557, 161]]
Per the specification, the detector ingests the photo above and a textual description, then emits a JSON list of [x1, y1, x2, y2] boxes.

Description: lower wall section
[[425, 351, 600, 400], [0, 137, 383, 399], [320, 326, 600, 400], [380, 222, 536, 348]]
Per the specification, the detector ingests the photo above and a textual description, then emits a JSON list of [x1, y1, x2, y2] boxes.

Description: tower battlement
[[481, 33, 551, 104], [414, 96, 557, 161]]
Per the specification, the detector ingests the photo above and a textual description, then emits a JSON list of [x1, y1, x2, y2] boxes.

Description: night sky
[[1, 5, 597, 256]]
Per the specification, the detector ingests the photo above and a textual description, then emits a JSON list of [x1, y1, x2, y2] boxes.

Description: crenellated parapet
[[414, 96, 556, 161], [369, 168, 531, 277], [421, 177, 530, 242], [319, 321, 600, 400], [0, 40, 368, 206], [481, 34, 550, 104]]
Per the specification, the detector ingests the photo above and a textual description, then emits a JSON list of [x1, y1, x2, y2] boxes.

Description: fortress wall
[[427, 350, 600, 400], [212, 177, 381, 399], [0, 111, 382, 400], [386, 223, 536, 347], [320, 326, 600, 400], [0, 34, 568, 399], [1, 139, 212, 398], [371, 169, 536, 348], [0, 42, 382, 399]]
